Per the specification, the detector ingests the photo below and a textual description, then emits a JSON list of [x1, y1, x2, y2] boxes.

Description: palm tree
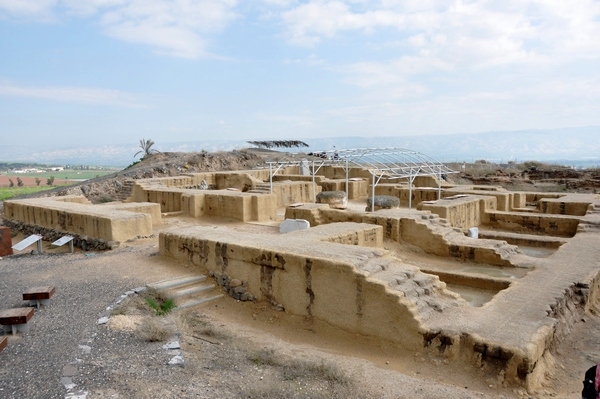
[[134, 139, 160, 159]]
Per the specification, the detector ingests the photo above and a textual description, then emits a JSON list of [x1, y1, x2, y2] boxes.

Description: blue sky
[[1, 0, 600, 149]]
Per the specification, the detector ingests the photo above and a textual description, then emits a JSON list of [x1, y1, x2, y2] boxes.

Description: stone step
[[170, 284, 216, 299], [147, 274, 222, 311], [147, 275, 207, 291], [175, 294, 224, 311]]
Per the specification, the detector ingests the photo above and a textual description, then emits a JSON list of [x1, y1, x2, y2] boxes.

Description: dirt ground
[[0, 175, 70, 187], [3, 214, 597, 398], [2, 151, 599, 398]]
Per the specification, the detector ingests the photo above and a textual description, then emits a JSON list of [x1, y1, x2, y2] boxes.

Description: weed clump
[[144, 287, 176, 315], [136, 317, 173, 342]]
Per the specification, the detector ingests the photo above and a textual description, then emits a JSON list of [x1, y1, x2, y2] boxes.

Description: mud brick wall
[[418, 195, 496, 229], [483, 211, 580, 237]]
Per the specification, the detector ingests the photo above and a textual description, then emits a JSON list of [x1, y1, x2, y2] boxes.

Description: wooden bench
[[0, 308, 34, 335], [23, 286, 56, 308], [0, 336, 7, 352]]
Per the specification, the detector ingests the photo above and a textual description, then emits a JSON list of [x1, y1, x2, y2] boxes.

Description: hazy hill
[[1, 126, 599, 167]]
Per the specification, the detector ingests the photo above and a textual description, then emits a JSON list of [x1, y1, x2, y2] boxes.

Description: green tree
[[134, 139, 160, 159], [16, 177, 23, 187], [8, 178, 14, 188], [35, 177, 41, 186], [46, 176, 55, 186]]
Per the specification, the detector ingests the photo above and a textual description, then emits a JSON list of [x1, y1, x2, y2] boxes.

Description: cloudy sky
[[1, 0, 599, 148]]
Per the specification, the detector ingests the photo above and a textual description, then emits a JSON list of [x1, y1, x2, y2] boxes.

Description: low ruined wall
[[285, 205, 519, 267], [215, 172, 264, 191], [373, 185, 442, 207], [320, 179, 368, 199], [272, 174, 325, 184], [538, 197, 592, 216], [159, 224, 424, 350], [181, 191, 277, 222], [3, 196, 156, 242], [418, 195, 496, 229], [133, 187, 187, 213], [483, 211, 580, 237], [445, 186, 512, 211], [269, 181, 319, 206]]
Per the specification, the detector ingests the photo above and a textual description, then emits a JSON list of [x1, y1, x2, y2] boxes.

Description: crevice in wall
[[304, 259, 315, 317]]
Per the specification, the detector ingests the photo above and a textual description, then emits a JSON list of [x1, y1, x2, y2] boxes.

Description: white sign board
[[12, 234, 43, 252], [52, 236, 74, 247], [280, 219, 310, 233]]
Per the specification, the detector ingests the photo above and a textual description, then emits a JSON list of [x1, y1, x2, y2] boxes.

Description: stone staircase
[[146, 275, 223, 310], [357, 257, 465, 320], [116, 179, 136, 202], [247, 183, 271, 195]]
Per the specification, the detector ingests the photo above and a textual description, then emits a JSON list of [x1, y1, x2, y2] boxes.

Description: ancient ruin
[[3, 148, 600, 392]]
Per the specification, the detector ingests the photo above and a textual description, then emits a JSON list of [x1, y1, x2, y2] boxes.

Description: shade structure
[[263, 148, 457, 210]]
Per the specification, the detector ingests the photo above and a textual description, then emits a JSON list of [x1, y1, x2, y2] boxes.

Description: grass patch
[[0, 185, 68, 201], [145, 297, 176, 315], [143, 287, 176, 315], [3, 170, 116, 180]]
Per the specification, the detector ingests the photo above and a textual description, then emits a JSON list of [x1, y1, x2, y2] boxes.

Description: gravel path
[[0, 246, 186, 399]]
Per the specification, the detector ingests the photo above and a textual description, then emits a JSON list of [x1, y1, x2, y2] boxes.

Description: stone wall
[[418, 195, 496, 229], [285, 205, 519, 267], [3, 196, 158, 243], [159, 223, 454, 351], [483, 211, 580, 237]]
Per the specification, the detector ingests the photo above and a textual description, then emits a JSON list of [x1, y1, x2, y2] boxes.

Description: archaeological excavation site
[[3, 148, 600, 393]]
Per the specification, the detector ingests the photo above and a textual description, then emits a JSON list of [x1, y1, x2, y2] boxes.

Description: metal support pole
[[312, 161, 316, 203], [269, 163, 273, 194], [37, 238, 43, 253], [438, 171, 442, 200], [345, 158, 349, 200], [371, 173, 375, 212], [409, 174, 413, 210]]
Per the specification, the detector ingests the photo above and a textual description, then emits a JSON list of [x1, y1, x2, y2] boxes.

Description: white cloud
[[76, 0, 240, 58], [1, 0, 240, 59], [0, 82, 147, 107], [0, 0, 57, 20], [279, 1, 600, 64]]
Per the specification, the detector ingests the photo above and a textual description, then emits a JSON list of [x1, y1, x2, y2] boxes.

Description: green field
[[2, 170, 117, 180], [0, 185, 70, 201]]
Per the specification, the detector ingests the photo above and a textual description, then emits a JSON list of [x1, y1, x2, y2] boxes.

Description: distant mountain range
[[2, 126, 599, 168]]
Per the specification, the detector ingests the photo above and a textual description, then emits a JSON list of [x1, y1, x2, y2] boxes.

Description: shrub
[[8, 178, 14, 188], [135, 317, 172, 342], [35, 178, 41, 186], [16, 177, 23, 187], [248, 348, 280, 366], [367, 195, 399, 209], [46, 176, 55, 186]]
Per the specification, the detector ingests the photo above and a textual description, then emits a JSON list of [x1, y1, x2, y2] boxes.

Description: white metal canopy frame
[[263, 148, 457, 211]]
